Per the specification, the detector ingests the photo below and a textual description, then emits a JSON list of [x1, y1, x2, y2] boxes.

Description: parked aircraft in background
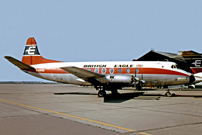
[[136, 50, 202, 88], [5, 37, 201, 97]]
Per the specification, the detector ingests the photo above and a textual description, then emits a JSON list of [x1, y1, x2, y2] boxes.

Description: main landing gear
[[96, 86, 106, 97], [96, 86, 119, 97], [98, 90, 106, 97]]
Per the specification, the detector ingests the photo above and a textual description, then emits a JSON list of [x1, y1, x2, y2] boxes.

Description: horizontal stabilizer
[[5, 56, 35, 70], [60, 66, 104, 79]]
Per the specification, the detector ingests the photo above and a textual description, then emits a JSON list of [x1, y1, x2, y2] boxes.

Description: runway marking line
[[0, 98, 151, 135]]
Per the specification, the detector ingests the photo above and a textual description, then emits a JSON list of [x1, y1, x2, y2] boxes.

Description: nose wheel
[[165, 91, 172, 97], [98, 90, 106, 97]]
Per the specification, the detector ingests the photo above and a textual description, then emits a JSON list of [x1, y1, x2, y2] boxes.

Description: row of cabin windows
[[88, 68, 139, 74]]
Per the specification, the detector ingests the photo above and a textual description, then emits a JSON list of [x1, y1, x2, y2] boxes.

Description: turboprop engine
[[96, 75, 135, 84]]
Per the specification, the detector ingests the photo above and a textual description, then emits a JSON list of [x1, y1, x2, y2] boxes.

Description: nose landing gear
[[98, 90, 106, 97], [165, 90, 174, 97], [165, 91, 172, 97]]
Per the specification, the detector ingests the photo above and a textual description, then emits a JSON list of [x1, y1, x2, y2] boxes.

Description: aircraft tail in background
[[179, 50, 202, 73]]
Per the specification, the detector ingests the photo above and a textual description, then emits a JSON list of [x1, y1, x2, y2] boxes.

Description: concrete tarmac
[[0, 84, 202, 135]]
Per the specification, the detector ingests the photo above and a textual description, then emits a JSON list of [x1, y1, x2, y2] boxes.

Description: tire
[[165, 92, 172, 97], [98, 90, 106, 97]]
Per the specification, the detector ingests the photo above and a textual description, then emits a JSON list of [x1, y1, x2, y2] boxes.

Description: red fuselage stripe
[[191, 67, 202, 74], [31, 67, 188, 76]]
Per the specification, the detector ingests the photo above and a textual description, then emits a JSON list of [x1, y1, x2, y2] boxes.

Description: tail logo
[[192, 60, 201, 67], [26, 46, 36, 55], [23, 45, 40, 56]]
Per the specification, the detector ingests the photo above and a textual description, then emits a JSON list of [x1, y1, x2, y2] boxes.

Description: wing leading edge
[[60, 66, 105, 85]]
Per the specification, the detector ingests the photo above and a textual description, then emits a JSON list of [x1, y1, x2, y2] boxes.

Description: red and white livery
[[5, 37, 199, 97]]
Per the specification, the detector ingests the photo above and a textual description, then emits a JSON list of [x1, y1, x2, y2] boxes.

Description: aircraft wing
[[60, 66, 104, 79], [4, 56, 35, 70]]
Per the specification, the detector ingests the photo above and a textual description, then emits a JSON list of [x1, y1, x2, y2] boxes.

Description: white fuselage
[[24, 61, 191, 87]]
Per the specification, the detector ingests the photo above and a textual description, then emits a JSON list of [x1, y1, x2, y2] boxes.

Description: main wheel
[[98, 90, 106, 97], [165, 92, 172, 97]]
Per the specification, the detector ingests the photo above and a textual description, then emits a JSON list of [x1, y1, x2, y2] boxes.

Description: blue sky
[[1, 0, 202, 81]]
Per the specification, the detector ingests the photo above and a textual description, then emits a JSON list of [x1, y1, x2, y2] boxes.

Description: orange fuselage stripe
[[28, 67, 189, 76]]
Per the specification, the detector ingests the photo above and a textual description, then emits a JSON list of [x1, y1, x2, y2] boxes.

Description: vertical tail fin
[[178, 50, 202, 73], [22, 37, 60, 65]]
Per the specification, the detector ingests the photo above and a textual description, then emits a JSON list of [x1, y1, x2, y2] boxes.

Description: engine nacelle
[[96, 75, 134, 84]]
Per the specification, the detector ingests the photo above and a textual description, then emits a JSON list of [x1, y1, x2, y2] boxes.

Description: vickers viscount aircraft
[[4, 37, 200, 97]]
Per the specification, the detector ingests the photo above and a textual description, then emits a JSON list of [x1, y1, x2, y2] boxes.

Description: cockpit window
[[171, 64, 178, 69]]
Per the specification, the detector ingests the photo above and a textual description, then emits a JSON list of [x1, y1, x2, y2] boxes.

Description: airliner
[[5, 37, 200, 97]]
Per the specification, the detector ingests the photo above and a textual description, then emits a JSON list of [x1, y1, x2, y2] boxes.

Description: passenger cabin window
[[135, 68, 139, 74], [94, 68, 99, 73], [126, 68, 130, 73], [102, 68, 106, 74], [109, 68, 114, 74], [118, 68, 122, 73]]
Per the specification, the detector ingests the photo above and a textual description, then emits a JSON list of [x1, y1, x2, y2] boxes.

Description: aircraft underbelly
[[26, 71, 189, 87], [140, 74, 189, 86]]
